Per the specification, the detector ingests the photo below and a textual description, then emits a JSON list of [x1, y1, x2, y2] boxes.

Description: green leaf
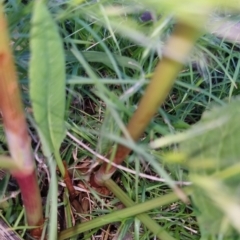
[[29, 0, 66, 153], [180, 98, 240, 171], [179, 97, 240, 238]]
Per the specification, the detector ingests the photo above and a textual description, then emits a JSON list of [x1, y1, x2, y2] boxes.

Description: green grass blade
[[66, 50, 141, 71], [105, 179, 176, 240], [58, 187, 192, 239]]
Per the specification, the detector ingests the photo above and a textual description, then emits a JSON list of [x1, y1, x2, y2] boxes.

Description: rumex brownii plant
[[2, 0, 240, 239]]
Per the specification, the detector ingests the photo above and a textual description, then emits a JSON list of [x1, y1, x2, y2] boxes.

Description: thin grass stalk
[[58, 186, 192, 239], [93, 22, 203, 185], [104, 179, 176, 240], [0, 3, 43, 237]]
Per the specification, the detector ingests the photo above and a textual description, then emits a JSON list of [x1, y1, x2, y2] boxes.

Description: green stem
[[54, 150, 65, 177], [63, 188, 73, 229], [58, 187, 192, 240], [105, 179, 176, 240]]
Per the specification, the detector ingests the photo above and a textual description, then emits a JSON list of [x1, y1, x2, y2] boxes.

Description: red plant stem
[[0, 3, 44, 235], [62, 161, 77, 200], [13, 171, 43, 226], [61, 161, 85, 214]]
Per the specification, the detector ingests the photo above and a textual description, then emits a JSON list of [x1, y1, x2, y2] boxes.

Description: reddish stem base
[[13, 170, 44, 239]]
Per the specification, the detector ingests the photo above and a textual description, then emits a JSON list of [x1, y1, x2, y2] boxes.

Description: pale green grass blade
[[66, 51, 141, 71]]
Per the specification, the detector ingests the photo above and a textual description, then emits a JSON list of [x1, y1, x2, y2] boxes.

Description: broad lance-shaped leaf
[[179, 97, 240, 238], [29, 0, 66, 153]]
